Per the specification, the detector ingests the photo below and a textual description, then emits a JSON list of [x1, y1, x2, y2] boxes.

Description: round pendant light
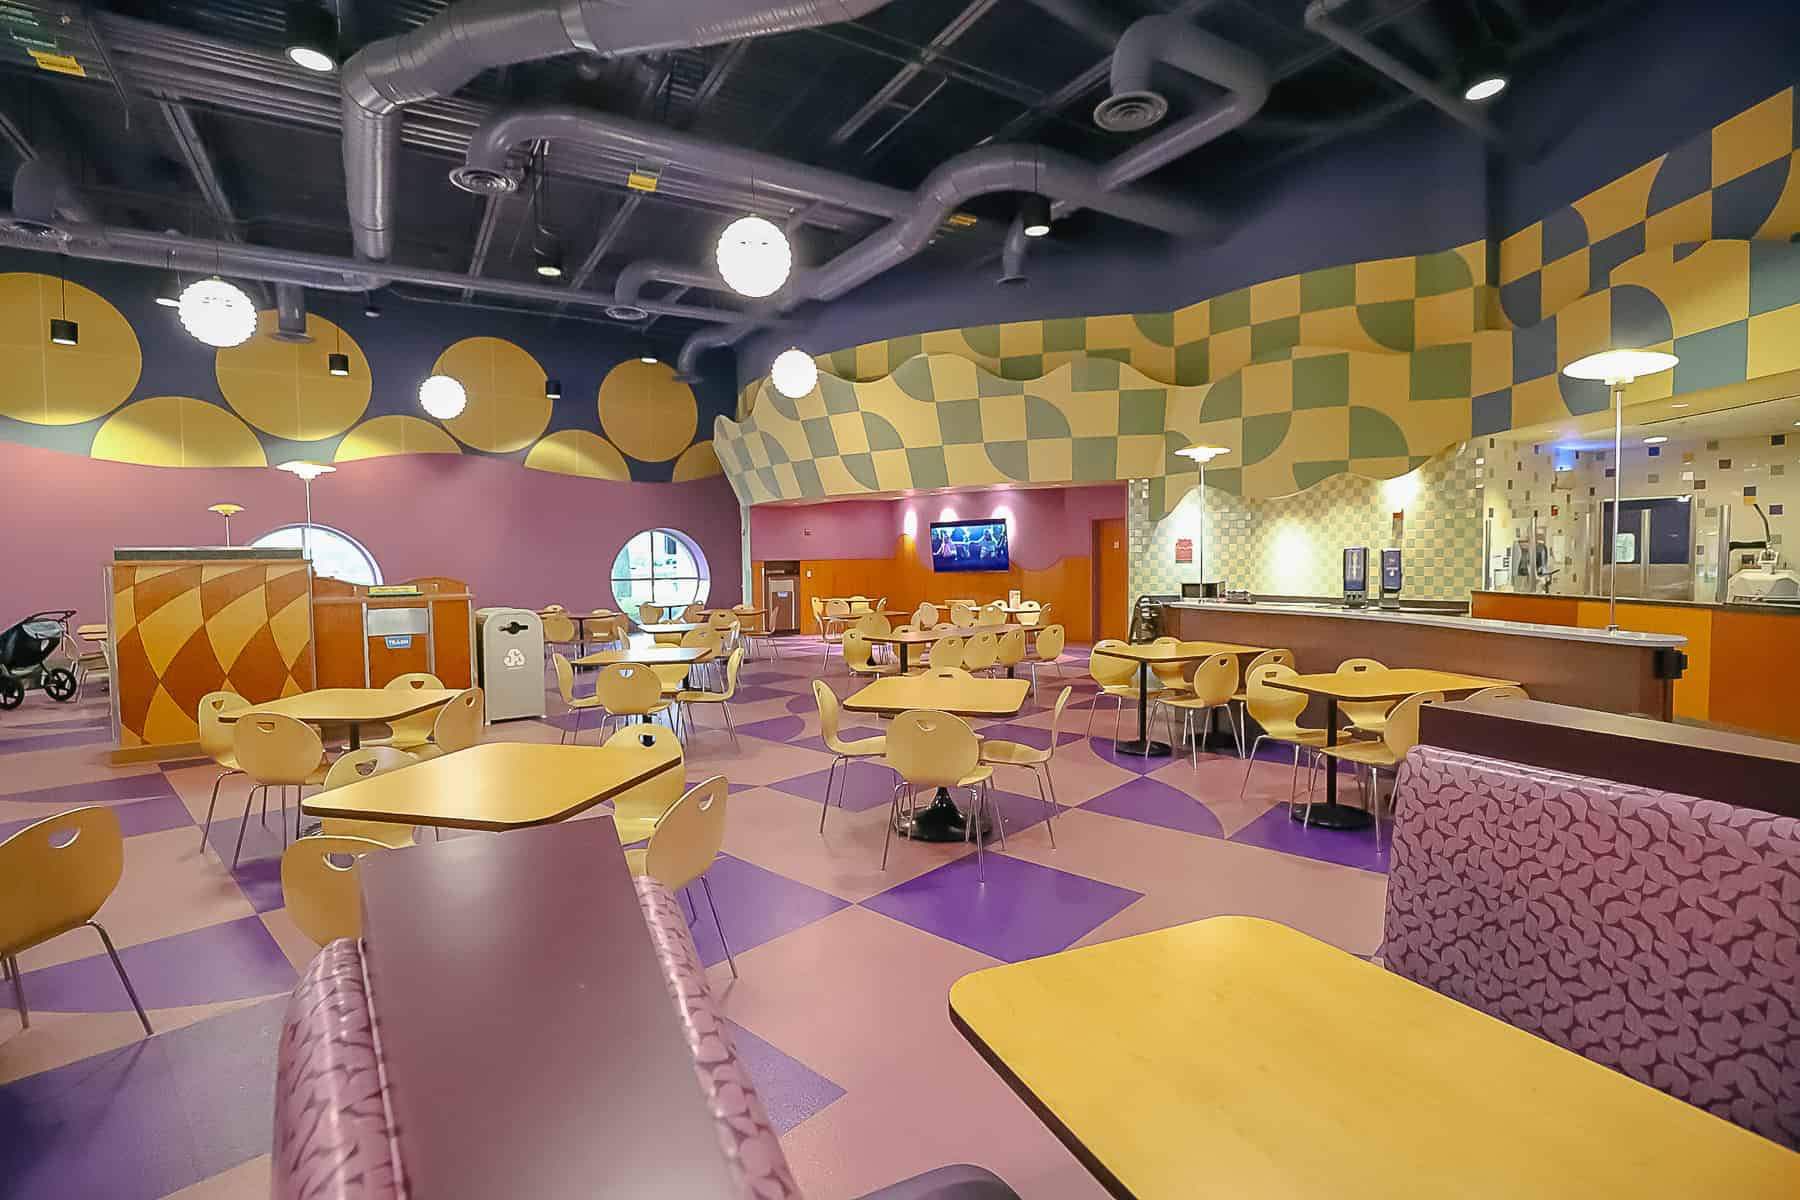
[[178, 277, 258, 348], [419, 374, 468, 420], [716, 215, 792, 298], [770, 347, 818, 399], [283, 0, 338, 73]]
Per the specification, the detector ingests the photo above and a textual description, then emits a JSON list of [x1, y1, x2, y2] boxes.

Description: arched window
[[250, 523, 383, 586], [611, 528, 709, 615]]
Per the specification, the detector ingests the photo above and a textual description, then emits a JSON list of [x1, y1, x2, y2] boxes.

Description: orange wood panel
[[1573, 600, 1712, 721], [1469, 592, 1582, 627], [312, 597, 368, 689], [1095, 518, 1128, 642], [1708, 608, 1800, 741]]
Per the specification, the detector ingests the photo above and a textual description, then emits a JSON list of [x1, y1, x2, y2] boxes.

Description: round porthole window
[[610, 528, 710, 616]]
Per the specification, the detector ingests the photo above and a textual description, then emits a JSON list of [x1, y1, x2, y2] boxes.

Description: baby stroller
[[0, 610, 81, 710]]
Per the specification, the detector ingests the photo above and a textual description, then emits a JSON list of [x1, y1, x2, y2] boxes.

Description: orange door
[[1094, 518, 1128, 643]]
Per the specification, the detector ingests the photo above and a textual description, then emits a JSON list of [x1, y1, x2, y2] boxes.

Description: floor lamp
[[207, 503, 243, 546], [1176, 444, 1231, 588], [274, 461, 336, 566]]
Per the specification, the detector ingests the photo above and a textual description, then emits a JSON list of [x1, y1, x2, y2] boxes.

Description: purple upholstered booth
[[1385, 744, 1800, 1149]]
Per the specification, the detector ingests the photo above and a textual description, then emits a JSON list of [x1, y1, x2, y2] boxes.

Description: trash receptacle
[[475, 607, 545, 721]]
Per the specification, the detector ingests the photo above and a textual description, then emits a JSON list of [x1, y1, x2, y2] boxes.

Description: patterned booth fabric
[[1385, 745, 1800, 1148]]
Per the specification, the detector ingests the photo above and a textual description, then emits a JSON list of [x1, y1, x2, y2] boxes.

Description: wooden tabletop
[[862, 628, 951, 645], [222, 687, 457, 726], [636, 621, 708, 634], [949, 917, 1800, 1199], [1268, 667, 1516, 701], [1094, 640, 1267, 664], [357, 819, 739, 1199], [574, 645, 713, 667], [844, 675, 1030, 719], [302, 738, 682, 830], [712, 607, 765, 617]]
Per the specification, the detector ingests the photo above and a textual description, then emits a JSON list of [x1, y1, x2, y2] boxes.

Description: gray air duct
[[997, 215, 1031, 287], [610, 259, 738, 321], [342, 0, 898, 261], [273, 283, 312, 342], [5, 157, 98, 237], [1303, 0, 1503, 144]]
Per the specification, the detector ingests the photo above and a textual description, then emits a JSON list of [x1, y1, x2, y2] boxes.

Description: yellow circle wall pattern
[[524, 430, 631, 480], [672, 440, 722, 480], [216, 311, 372, 440], [599, 359, 698, 462], [0, 272, 141, 425], [431, 336, 552, 453], [91, 396, 267, 467], [335, 415, 463, 461]]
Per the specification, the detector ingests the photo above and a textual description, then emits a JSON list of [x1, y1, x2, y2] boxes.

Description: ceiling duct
[[610, 259, 740, 321], [341, 0, 899, 262], [5, 158, 98, 237], [273, 283, 313, 342]]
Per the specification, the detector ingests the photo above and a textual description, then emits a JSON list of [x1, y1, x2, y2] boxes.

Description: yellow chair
[[875, 595, 889, 614], [0, 806, 152, 1035], [1085, 639, 1142, 742], [1318, 691, 1444, 840], [928, 634, 965, 671], [319, 747, 418, 847], [810, 595, 827, 638], [707, 610, 740, 654], [231, 712, 328, 869], [198, 690, 250, 855], [813, 679, 888, 834], [604, 722, 686, 845], [677, 626, 724, 690], [994, 628, 1027, 677], [1337, 657, 1394, 735], [1029, 624, 1067, 695], [1469, 684, 1530, 701], [624, 775, 736, 976], [413, 687, 484, 761], [1015, 600, 1044, 628], [734, 603, 778, 660], [369, 671, 446, 752], [912, 601, 939, 628], [883, 710, 998, 877], [677, 648, 745, 748], [1227, 649, 1295, 747], [595, 663, 672, 737], [1238, 663, 1331, 811], [1149, 636, 1190, 694], [542, 612, 578, 655], [541, 604, 566, 613], [280, 835, 391, 946], [822, 598, 851, 662], [949, 601, 977, 628], [679, 602, 705, 623], [552, 652, 608, 744], [844, 630, 898, 680], [961, 629, 999, 674], [926, 666, 974, 680], [979, 685, 1072, 845], [638, 601, 665, 628], [847, 594, 872, 616], [977, 601, 1007, 628], [1153, 652, 1241, 767]]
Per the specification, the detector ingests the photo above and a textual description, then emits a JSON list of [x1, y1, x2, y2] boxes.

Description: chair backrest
[[0, 806, 125, 955], [1017, 600, 1042, 627], [323, 746, 415, 790], [1045, 686, 1074, 757], [385, 672, 444, 691], [1240, 649, 1296, 681], [1036, 624, 1066, 661], [680, 627, 724, 656], [708, 612, 738, 635], [1090, 640, 1136, 686], [1338, 657, 1387, 674], [638, 602, 664, 626], [643, 776, 730, 892], [233, 713, 325, 786], [1469, 684, 1530, 702], [280, 835, 390, 945], [886, 710, 979, 790], [542, 604, 565, 613], [855, 611, 891, 638], [811, 679, 850, 751], [430, 687, 485, 753], [949, 601, 977, 627], [844, 631, 879, 671], [929, 635, 965, 670], [894, 624, 916, 636], [996, 628, 1027, 666], [604, 722, 686, 827], [552, 652, 580, 704], [1246, 663, 1308, 728], [717, 648, 744, 697], [875, 595, 888, 613], [810, 596, 824, 622], [978, 601, 1007, 627], [847, 595, 872, 615], [962, 630, 999, 670], [825, 598, 850, 618], [542, 613, 577, 644], [1383, 691, 1445, 757], [913, 602, 939, 628], [1186, 653, 1241, 706], [596, 663, 661, 714], [198, 689, 248, 761], [928, 666, 974, 680], [931, 622, 957, 632], [679, 603, 704, 622]]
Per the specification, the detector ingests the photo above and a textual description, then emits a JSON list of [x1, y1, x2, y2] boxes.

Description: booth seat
[[1385, 744, 1800, 1149], [272, 877, 1017, 1199]]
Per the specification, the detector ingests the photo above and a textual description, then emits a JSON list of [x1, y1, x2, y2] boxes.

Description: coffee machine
[[1342, 546, 1370, 608], [1378, 548, 1403, 609]]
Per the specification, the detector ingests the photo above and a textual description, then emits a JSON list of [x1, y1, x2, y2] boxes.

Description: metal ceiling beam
[[0, 112, 35, 162], [678, 40, 749, 127], [558, 191, 642, 309], [155, 99, 243, 241], [828, 0, 997, 147], [461, 192, 508, 299]]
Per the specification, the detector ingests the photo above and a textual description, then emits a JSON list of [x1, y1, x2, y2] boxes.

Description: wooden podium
[[312, 576, 475, 689]]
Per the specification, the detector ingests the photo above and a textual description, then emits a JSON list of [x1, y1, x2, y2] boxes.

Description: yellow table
[[573, 645, 713, 667], [1093, 640, 1267, 757], [301, 738, 681, 832], [635, 621, 708, 636], [223, 687, 457, 750], [1266, 668, 1515, 829], [861, 627, 949, 673], [843, 675, 1029, 719], [950, 917, 1800, 1199]]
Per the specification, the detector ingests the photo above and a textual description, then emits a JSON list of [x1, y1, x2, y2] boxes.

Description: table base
[[1288, 801, 1373, 831], [1113, 738, 1171, 757], [897, 788, 991, 842]]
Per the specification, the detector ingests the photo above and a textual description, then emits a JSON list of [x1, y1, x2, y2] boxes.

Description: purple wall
[[747, 499, 898, 562], [0, 441, 743, 630]]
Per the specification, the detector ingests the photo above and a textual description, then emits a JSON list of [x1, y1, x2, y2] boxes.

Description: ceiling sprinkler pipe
[[1302, 0, 1504, 144]]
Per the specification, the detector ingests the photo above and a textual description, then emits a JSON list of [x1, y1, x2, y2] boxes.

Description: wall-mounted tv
[[930, 519, 1009, 573]]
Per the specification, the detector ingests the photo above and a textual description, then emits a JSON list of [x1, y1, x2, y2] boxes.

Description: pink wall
[[750, 484, 1126, 572], [0, 441, 743, 630]]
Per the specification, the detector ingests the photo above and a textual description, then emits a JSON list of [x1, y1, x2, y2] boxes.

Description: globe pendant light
[[419, 374, 467, 420], [770, 347, 817, 399], [178, 277, 257, 348], [716, 215, 791, 298]]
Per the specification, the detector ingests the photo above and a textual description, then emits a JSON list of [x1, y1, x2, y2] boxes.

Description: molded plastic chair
[[961, 629, 999, 674], [553, 652, 608, 744], [994, 628, 1027, 677], [1469, 684, 1530, 701], [595, 663, 671, 737], [977, 601, 1007, 628], [1149, 636, 1190, 694], [1153, 652, 1241, 767], [605, 722, 686, 845], [912, 602, 939, 629], [1029, 624, 1066, 695], [1337, 657, 1394, 734], [1085, 639, 1141, 742], [676, 626, 725, 690], [847, 595, 872, 616], [734, 603, 778, 659], [624, 775, 736, 976], [0, 806, 151, 1035], [679, 602, 705, 623], [949, 601, 977, 628], [814, 679, 888, 834], [1238, 663, 1331, 817], [677, 648, 745, 747], [845, 630, 898, 680], [413, 687, 484, 761], [883, 710, 998, 877], [280, 835, 391, 946], [370, 671, 446, 751], [822, 599, 852, 660], [319, 747, 418, 847], [810, 595, 827, 638], [1015, 600, 1043, 628], [978, 686, 1072, 845], [1227, 649, 1296, 747], [231, 712, 327, 868], [197, 689, 250, 855], [1318, 691, 1444, 845], [929, 634, 965, 671], [542, 612, 578, 654]]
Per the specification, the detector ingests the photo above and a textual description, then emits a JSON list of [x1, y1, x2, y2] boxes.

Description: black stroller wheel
[[0, 677, 21, 710], [43, 667, 78, 702]]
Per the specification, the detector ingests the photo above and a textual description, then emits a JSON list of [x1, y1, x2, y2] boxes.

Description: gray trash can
[[475, 607, 546, 721]]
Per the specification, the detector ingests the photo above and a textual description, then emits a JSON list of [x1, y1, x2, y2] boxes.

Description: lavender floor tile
[[0, 793, 193, 843], [230, 854, 285, 913], [768, 762, 896, 812], [723, 1018, 845, 1134], [0, 727, 112, 753], [0, 771, 178, 806], [787, 725, 885, 757], [1082, 776, 1225, 838], [1230, 803, 1391, 873], [972, 722, 1083, 753], [735, 714, 807, 744], [863, 854, 1141, 963], [682, 853, 850, 967], [19, 916, 297, 1012], [0, 996, 283, 1200]]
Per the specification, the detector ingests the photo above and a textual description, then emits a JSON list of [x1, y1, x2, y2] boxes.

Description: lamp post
[[207, 503, 244, 546], [1175, 444, 1231, 588], [1560, 350, 1680, 630], [274, 461, 335, 566]]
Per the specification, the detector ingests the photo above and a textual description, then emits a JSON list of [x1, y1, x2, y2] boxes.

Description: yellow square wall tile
[[1572, 158, 1661, 243], [927, 354, 979, 399], [1712, 89, 1794, 187], [879, 392, 945, 445], [1297, 305, 1376, 352], [1286, 405, 1349, 460], [1397, 396, 1474, 455], [1756, 150, 1800, 240], [1209, 326, 1253, 380], [1250, 274, 1302, 322], [1131, 344, 1176, 384], [1508, 374, 1566, 430], [815, 457, 865, 495], [1476, 285, 1507, 331], [1040, 349, 1080, 380], [1026, 437, 1072, 482], [1747, 304, 1800, 379], [1413, 290, 1476, 344], [919, 329, 964, 356], [1453, 239, 1491, 288], [944, 443, 1003, 486], [1163, 384, 1207, 436], [1537, 249, 1592, 319], [829, 412, 870, 455], [1354, 256, 1415, 303], [854, 343, 887, 380], [1083, 313, 1138, 349], [1643, 191, 1713, 251], [1173, 299, 1210, 342], [1499, 222, 1542, 284], [978, 394, 1028, 442], [1347, 351, 1408, 407], [870, 448, 914, 491], [1241, 359, 1295, 415], [1554, 290, 1613, 369], [1115, 434, 1167, 478], [998, 321, 1044, 357], [1470, 331, 1512, 396], [1061, 393, 1119, 438], [771, 462, 800, 496]]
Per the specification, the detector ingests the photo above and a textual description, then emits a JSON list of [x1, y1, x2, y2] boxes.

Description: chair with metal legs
[[883, 710, 999, 879], [605, 723, 686, 845], [594, 663, 673, 739], [978, 686, 1073, 846], [1027, 623, 1067, 695], [1085, 639, 1140, 742], [552, 653, 608, 744], [0, 806, 152, 1035], [230, 713, 328, 869], [197, 690, 250, 855], [676, 648, 745, 748], [1317, 691, 1443, 850], [1237, 663, 1330, 821], [624, 775, 737, 977], [280, 835, 392, 945], [1151, 653, 1241, 768], [814, 680, 887, 834], [318, 747, 419, 847]]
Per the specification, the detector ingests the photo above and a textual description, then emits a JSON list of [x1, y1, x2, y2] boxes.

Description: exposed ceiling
[[0, 0, 1632, 351]]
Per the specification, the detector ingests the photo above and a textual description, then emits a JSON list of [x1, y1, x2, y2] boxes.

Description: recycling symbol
[[503, 647, 527, 669]]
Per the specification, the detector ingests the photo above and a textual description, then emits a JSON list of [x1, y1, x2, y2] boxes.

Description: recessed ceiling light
[[283, 1, 338, 73], [1020, 194, 1051, 238], [640, 356, 659, 365], [1643, 436, 1669, 444], [1463, 74, 1507, 102]]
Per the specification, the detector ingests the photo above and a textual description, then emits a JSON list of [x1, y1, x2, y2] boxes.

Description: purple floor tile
[[1082, 776, 1224, 838], [784, 693, 819, 714], [19, 916, 297, 1012], [0, 771, 178, 806], [972, 722, 1083, 753], [730, 684, 792, 703], [0, 793, 193, 844], [1229, 803, 1390, 873], [787, 725, 885, 757], [735, 714, 807, 744], [0, 727, 112, 753], [723, 1018, 845, 1134], [230, 854, 285, 913], [0, 714, 108, 736], [681, 853, 850, 968], [768, 762, 896, 812], [0, 996, 283, 1200], [862, 854, 1141, 963], [200, 799, 303, 866]]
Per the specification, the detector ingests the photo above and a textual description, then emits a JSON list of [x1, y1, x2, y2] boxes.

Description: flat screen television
[[930, 519, 1009, 573]]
